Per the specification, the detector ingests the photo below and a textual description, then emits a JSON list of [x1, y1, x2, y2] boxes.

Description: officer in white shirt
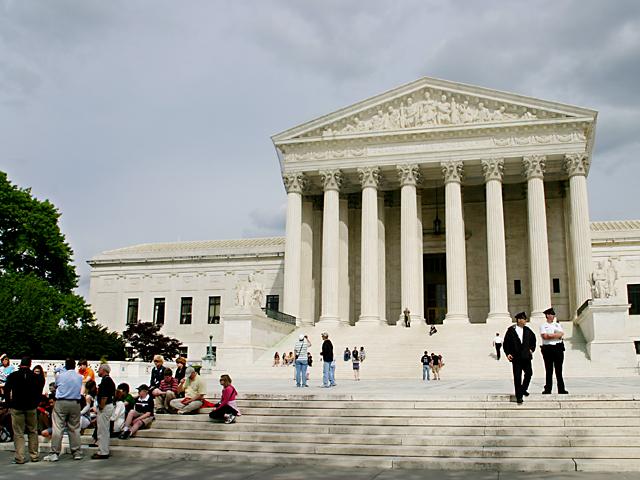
[[539, 307, 568, 394], [492, 333, 503, 360]]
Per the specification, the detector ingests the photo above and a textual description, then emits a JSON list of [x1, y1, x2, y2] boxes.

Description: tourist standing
[[321, 333, 336, 388], [403, 308, 411, 327], [352, 349, 361, 381], [0, 354, 16, 399], [420, 351, 431, 381], [540, 307, 568, 394], [4, 357, 42, 464], [431, 353, 441, 380], [294, 335, 311, 387], [44, 358, 83, 462], [503, 312, 536, 404], [93, 363, 115, 459], [170, 367, 206, 414], [359, 346, 366, 362], [493, 333, 503, 360]]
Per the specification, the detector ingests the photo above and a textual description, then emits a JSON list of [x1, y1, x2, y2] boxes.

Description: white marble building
[[89, 77, 640, 363]]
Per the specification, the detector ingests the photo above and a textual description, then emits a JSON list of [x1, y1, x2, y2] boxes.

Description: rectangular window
[[553, 278, 560, 294], [126, 298, 139, 325], [634, 341, 640, 355], [153, 298, 166, 325], [514, 280, 522, 295], [208, 296, 221, 324], [180, 297, 193, 324], [628, 284, 640, 315], [266, 294, 280, 311], [178, 346, 188, 358]]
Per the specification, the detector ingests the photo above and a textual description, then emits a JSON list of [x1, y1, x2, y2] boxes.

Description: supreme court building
[[89, 77, 640, 361], [275, 77, 595, 327]]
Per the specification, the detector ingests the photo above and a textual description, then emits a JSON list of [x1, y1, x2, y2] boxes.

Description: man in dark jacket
[[503, 312, 537, 404], [4, 357, 43, 464], [321, 333, 336, 388]]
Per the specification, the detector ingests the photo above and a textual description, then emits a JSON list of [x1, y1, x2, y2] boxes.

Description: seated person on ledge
[[169, 367, 205, 414], [152, 368, 179, 414], [209, 374, 239, 424], [119, 384, 154, 439]]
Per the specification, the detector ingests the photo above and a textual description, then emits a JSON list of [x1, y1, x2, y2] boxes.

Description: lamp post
[[202, 334, 216, 371]]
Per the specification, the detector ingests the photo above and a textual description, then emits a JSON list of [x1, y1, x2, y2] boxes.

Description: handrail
[[262, 308, 296, 325]]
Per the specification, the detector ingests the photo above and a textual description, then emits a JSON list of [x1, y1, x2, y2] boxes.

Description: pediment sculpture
[[318, 90, 563, 138]]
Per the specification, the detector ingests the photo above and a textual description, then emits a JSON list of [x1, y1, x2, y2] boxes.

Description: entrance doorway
[[424, 253, 446, 324]]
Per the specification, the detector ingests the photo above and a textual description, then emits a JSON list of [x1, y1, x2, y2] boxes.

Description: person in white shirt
[[540, 307, 568, 394], [493, 333, 503, 360]]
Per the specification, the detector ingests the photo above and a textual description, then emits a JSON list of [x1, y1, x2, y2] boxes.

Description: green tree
[[123, 322, 183, 362], [0, 172, 125, 360]]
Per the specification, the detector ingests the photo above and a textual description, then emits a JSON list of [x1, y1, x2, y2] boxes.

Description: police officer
[[502, 312, 536, 404], [540, 307, 568, 394]]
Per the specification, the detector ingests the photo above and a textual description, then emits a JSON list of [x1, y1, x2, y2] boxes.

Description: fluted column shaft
[[482, 159, 510, 324], [416, 192, 424, 320], [397, 164, 422, 324], [378, 195, 387, 324], [442, 161, 469, 322], [523, 156, 551, 321], [565, 153, 593, 315], [282, 173, 305, 323], [319, 169, 343, 325], [358, 167, 381, 324]]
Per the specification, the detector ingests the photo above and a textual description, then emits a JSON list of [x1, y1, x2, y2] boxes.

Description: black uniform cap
[[543, 307, 556, 316], [514, 312, 527, 320]]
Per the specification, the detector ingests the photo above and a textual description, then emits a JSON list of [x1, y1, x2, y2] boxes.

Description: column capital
[[441, 160, 464, 184], [283, 172, 307, 194], [563, 153, 590, 177], [522, 155, 546, 180], [396, 164, 421, 187], [357, 166, 381, 189], [481, 158, 504, 183], [319, 169, 343, 192]]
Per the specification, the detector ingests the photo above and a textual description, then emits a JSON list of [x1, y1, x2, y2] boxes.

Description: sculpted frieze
[[307, 88, 567, 138], [492, 131, 585, 147]]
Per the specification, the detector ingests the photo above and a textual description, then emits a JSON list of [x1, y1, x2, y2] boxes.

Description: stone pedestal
[[219, 306, 296, 368], [575, 300, 636, 368]]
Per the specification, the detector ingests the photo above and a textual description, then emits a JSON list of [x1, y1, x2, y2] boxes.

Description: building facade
[[89, 77, 640, 362]]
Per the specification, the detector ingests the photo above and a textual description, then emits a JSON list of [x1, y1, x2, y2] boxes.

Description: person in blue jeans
[[420, 351, 431, 381], [294, 335, 311, 387], [321, 333, 336, 388]]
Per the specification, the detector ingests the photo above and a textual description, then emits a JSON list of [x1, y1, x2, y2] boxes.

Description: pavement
[[1, 451, 640, 480]]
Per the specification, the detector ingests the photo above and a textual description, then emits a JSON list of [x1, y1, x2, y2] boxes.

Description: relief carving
[[396, 164, 421, 187], [358, 166, 381, 189], [320, 169, 343, 191], [282, 172, 307, 194], [316, 88, 549, 137]]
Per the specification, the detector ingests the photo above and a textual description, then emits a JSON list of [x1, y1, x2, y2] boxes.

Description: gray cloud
[[0, 1, 638, 298]]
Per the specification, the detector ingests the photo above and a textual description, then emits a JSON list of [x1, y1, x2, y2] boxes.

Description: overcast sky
[[1, 0, 639, 298]]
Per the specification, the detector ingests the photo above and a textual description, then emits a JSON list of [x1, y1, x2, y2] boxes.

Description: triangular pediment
[[272, 77, 597, 144]]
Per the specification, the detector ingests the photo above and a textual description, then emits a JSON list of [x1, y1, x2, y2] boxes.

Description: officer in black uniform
[[503, 312, 537, 404]]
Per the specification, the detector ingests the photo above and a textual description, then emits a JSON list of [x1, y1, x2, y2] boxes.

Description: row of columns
[[283, 153, 592, 325]]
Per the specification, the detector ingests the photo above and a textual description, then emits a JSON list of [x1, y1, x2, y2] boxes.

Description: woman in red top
[[208, 374, 239, 424]]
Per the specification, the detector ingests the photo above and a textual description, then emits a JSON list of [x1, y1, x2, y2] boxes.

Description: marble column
[[378, 194, 387, 325], [338, 197, 350, 324], [481, 158, 510, 324], [299, 199, 314, 326], [523, 155, 552, 321], [358, 166, 382, 325], [564, 153, 593, 315], [397, 164, 422, 324], [441, 160, 469, 322], [318, 169, 343, 325], [416, 191, 424, 320], [282, 172, 305, 324]]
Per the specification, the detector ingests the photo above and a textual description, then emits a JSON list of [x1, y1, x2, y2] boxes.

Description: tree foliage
[[0, 172, 125, 360], [123, 322, 183, 362]]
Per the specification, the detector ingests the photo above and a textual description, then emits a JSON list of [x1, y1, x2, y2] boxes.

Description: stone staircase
[[237, 320, 633, 381], [97, 393, 640, 472]]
